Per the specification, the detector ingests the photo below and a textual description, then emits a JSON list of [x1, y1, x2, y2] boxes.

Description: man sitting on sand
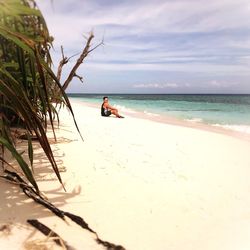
[[101, 96, 124, 118]]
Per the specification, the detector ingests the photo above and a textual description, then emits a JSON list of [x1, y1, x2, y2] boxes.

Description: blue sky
[[37, 0, 250, 93]]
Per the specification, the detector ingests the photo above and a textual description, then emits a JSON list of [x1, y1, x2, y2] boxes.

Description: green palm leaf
[[0, 136, 38, 192], [0, 0, 73, 191]]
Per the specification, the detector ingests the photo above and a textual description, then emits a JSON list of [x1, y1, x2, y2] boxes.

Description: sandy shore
[[1, 99, 250, 250]]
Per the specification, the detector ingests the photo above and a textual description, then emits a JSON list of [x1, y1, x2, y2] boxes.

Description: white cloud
[[37, 0, 250, 41], [132, 82, 193, 90], [36, 0, 250, 93], [83, 62, 250, 75], [133, 83, 184, 89], [209, 80, 238, 88]]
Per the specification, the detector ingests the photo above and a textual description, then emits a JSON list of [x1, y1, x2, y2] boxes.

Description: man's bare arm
[[106, 104, 117, 110]]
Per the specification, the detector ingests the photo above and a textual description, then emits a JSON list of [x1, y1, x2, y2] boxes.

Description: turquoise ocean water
[[68, 94, 250, 134]]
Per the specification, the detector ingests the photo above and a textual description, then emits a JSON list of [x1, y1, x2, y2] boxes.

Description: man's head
[[103, 96, 108, 102]]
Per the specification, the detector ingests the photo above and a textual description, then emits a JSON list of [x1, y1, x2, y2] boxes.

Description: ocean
[[68, 94, 250, 134]]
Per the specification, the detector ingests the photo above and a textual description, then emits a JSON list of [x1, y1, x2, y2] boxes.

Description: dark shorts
[[104, 110, 112, 116]]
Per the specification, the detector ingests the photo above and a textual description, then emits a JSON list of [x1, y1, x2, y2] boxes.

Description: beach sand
[[1, 99, 250, 250]]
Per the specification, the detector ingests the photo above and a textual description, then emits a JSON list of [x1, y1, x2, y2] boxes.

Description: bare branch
[[68, 52, 81, 60], [87, 40, 104, 55], [62, 32, 95, 91], [56, 32, 103, 91], [56, 46, 69, 81], [73, 73, 83, 83], [61, 45, 65, 59]]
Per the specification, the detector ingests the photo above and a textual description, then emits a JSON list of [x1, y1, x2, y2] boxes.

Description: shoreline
[[1, 100, 250, 249], [70, 98, 250, 142]]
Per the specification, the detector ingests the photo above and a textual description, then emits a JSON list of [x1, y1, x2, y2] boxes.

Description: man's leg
[[111, 109, 120, 117]]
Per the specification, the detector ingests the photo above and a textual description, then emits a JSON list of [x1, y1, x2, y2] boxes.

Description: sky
[[36, 0, 250, 94]]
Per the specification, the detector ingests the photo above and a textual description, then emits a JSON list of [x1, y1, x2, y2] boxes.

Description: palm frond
[[0, 0, 76, 191]]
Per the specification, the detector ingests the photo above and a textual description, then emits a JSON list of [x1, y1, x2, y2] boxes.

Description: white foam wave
[[184, 118, 203, 123], [114, 104, 137, 114], [143, 110, 160, 117], [212, 124, 250, 134]]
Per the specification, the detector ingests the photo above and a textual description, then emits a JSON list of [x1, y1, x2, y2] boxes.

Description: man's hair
[[103, 96, 108, 100]]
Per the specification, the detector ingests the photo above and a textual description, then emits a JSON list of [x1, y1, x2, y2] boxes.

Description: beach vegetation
[[0, 2, 125, 248], [0, 0, 76, 192]]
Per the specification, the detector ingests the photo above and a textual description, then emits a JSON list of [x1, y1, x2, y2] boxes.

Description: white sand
[[1, 100, 250, 250]]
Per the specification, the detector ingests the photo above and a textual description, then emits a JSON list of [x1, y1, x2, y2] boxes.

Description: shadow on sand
[[0, 135, 80, 226]]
